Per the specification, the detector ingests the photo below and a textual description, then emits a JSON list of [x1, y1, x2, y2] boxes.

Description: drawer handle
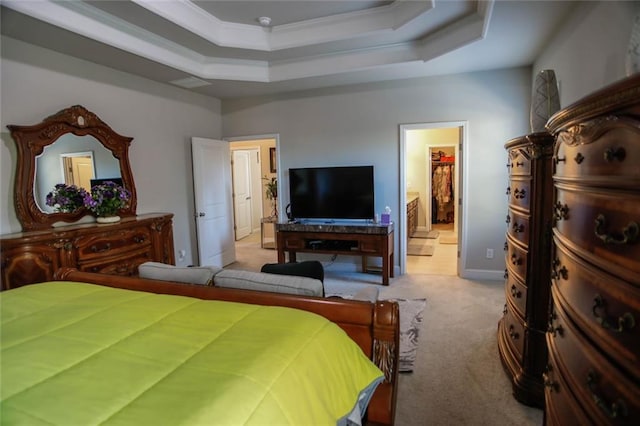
[[512, 222, 524, 233], [506, 187, 511, 195], [503, 269, 508, 279], [592, 294, 636, 333], [508, 324, 519, 340], [510, 285, 521, 299], [513, 188, 526, 199], [547, 323, 563, 337], [134, 235, 146, 243], [554, 202, 569, 221], [603, 147, 626, 162], [587, 370, 628, 419], [505, 214, 510, 224], [594, 215, 639, 245], [502, 303, 507, 315], [554, 156, 566, 164], [550, 259, 568, 281], [510, 254, 522, 266], [574, 152, 584, 164], [91, 243, 111, 253], [542, 365, 559, 392]]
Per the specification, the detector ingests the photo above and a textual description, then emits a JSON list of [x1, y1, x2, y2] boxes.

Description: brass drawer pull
[[503, 269, 508, 279], [133, 235, 146, 243], [547, 323, 563, 337], [513, 188, 526, 199], [505, 214, 511, 224], [554, 202, 569, 221], [512, 222, 524, 233], [574, 152, 584, 164], [543, 365, 559, 392], [550, 258, 568, 280], [506, 186, 511, 195], [510, 254, 522, 265], [554, 156, 566, 164], [515, 161, 524, 168], [510, 285, 521, 299], [594, 214, 639, 245], [592, 294, 636, 333], [90, 243, 111, 253], [508, 324, 519, 340], [586, 370, 628, 419], [603, 147, 626, 162]]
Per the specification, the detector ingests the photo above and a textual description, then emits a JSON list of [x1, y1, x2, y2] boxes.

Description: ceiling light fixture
[[257, 16, 272, 27]]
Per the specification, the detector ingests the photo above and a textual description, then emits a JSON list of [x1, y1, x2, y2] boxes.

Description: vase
[[530, 69, 560, 133], [96, 215, 121, 224]]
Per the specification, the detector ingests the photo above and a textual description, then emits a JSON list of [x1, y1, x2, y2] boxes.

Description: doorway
[[400, 122, 465, 276], [226, 135, 279, 249]]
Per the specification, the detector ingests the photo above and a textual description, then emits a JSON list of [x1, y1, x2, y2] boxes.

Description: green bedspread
[[1, 282, 383, 425]]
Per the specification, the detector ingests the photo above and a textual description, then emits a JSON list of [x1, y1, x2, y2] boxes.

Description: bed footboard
[[53, 268, 399, 425]]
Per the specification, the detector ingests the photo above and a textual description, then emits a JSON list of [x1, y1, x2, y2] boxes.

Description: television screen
[[289, 166, 374, 220]]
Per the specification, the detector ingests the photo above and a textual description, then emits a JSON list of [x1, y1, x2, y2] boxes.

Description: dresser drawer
[[75, 227, 152, 261], [504, 268, 527, 319], [506, 208, 530, 247], [507, 147, 532, 177], [544, 343, 596, 426], [554, 185, 640, 282], [548, 301, 640, 425], [505, 237, 528, 282], [79, 248, 153, 275], [554, 119, 640, 184], [507, 178, 531, 212], [551, 238, 640, 377], [501, 305, 525, 363]]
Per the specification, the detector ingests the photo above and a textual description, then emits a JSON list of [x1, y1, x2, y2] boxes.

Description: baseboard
[[460, 268, 504, 281]]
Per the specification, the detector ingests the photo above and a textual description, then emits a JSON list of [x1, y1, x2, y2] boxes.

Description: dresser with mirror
[[1, 105, 175, 290]]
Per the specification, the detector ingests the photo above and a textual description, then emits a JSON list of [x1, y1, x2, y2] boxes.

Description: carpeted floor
[[230, 233, 544, 426]]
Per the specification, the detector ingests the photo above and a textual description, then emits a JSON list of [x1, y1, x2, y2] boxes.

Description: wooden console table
[[275, 222, 394, 285]]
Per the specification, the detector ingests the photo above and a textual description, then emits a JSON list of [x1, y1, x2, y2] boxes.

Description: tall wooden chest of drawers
[[1, 213, 175, 290], [544, 74, 640, 425], [498, 132, 555, 407]]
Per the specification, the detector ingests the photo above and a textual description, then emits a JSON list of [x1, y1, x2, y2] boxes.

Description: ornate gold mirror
[[8, 105, 137, 230]]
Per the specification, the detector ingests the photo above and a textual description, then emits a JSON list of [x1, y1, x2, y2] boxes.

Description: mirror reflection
[[35, 134, 121, 212]]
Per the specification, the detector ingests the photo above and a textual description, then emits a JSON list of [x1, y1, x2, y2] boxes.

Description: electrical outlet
[[486, 248, 494, 259], [178, 249, 186, 261]]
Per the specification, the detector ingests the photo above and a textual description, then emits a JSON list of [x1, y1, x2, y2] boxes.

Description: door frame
[[225, 134, 281, 222], [399, 121, 467, 276]]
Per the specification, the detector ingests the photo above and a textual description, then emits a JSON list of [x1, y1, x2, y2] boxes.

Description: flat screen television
[[288, 165, 374, 221]]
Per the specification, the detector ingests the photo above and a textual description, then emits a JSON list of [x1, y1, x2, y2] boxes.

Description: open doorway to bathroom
[[400, 122, 464, 276]]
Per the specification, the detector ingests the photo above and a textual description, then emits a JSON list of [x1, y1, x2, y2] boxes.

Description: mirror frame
[[8, 105, 137, 231]]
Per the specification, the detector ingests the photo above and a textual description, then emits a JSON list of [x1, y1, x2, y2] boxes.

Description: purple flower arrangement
[[83, 181, 131, 217], [45, 181, 130, 217], [45, 183, 88, 213]]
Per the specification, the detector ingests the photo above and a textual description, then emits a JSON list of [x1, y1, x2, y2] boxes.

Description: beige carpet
[[230, 233, 544, 426], [408, 239, 435, 256]]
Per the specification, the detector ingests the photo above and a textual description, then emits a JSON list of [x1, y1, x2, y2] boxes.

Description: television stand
[[275, 222, 394, 285]]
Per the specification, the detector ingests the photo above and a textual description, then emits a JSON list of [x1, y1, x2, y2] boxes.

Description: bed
[[1, 268, 399, 425]]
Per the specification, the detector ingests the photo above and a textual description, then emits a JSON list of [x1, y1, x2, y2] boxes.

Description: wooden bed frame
[[54, 268, 400, 426]]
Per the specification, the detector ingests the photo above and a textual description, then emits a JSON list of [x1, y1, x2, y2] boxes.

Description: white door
[[232, 150, 252, 240], [191, 137, 236, 267]]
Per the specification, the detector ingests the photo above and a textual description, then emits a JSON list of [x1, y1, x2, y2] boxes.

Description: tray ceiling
[[1, 1, 576, 99]]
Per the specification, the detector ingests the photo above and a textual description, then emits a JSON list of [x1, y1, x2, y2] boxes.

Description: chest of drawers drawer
[[506, 208, 530, 247], [507, 149, 532, 176], [75, 228, 152, 261], [554, 118, 640, 184], [554, 184, 640, 282], [500, 305, 525, 363], [544, 343, 596, 426], [551, 236, 639, 376], [507, 178, 531, 212], [505, 237, 528, 282], [548, 301, 640, 425], [504, 269, 527, 319]]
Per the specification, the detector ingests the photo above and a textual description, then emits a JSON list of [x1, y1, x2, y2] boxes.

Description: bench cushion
[[213, 269, 323, 297]]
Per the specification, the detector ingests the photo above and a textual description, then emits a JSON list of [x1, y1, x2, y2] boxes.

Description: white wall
[[223, 68, 532, 277], [534, 1, 638, 106], [1, 37, 222, 266]]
